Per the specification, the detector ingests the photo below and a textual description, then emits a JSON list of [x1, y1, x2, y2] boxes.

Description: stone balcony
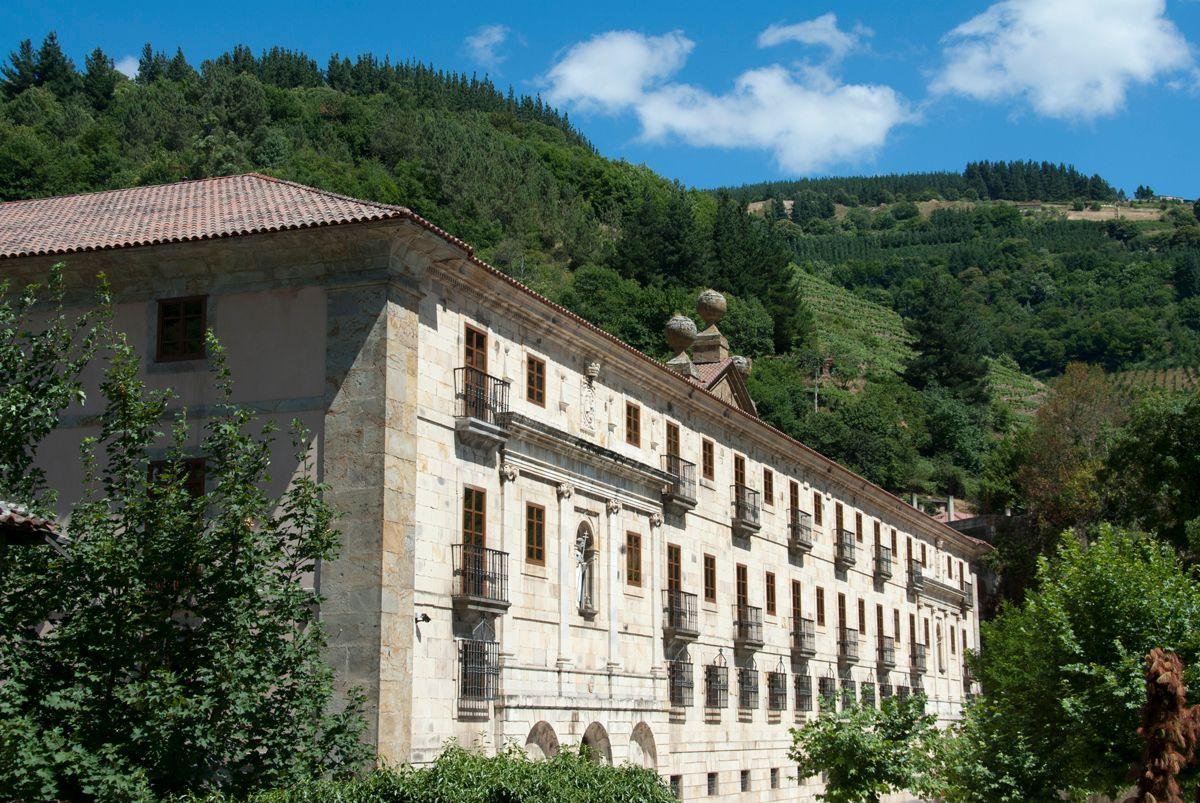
[[733, 603, 764, 650], [451, 543, 511, 614], [874, 543, 893, 580], [838, 627, 861, 664], [790, 616, 817, 658], [661, 454, 697, 515], [453, 366, 510, 452], [835, 529, 857, 568], [788, 508, 813, 553], [663, 589, 699, 642], [730, 484, 761, 537]]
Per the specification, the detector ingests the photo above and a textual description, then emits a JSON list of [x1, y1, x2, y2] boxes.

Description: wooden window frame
[[765, 571, 776, 616], [155, 296, 207, 362], [813, 490, 823, 526], [762, 468, 774, 505], [733, 454, 746, 487], [858, 598, 866, 633], [894, 609, 901, 644], [791, 580, 802, 620], [462, 486, 487, 548], [525, 502, 546, 564], [703, 553, 717, 602], [855, 511, 863, 542], [702, 439, 715, 480], [526, 354, 546, 406], [626, 531, 642, 586], [736, 563, 748, 607], [666, 421, 680, 457], [667, 543, 682, 592], [464, 324, 488, 372], [816, 587, 826, 627], [625, 401, 641, 447]]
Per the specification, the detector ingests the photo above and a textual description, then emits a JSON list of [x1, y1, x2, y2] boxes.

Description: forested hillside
[[3, 34, 1199, 506]]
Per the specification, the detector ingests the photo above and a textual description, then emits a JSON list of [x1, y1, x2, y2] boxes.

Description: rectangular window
[[702, 439, 715, 480], [525, 502, 545, 564], [526, 355, 546, 406], [733, 454, 746, 487], [156, 296, 207, 362], [951, 626, 957, 654], [670, 775, 682, 799], [816, 587, 826, 626], [947, 555, 953, 576], [736, 564, 748, 607], [765, 572, 776, 616], [666, 421, 680, 457], [813, 491, 823, 526], [858, 598, 866, 633], [770, 768, 780, 789], [626, 532, 642, 586], [791, 580, 802, 620], [740, 770, 751, 792], [790, 480, 799, 511], [625, 402, 641, 446], [876, 604, 884, 638], [874, 520, 881, 544], [891, 528, 898, 554], [835, 502, 844, 532], [667, 543, 682, 592], [894, 609, 901, 644], [463, 487, 486, 547], [148, 457, 206, 498], [921, 543, 928, 567], [707, 772, 719, 796], [855, 511, 863, 542], [962, 628, 968, 652], [837, 593, 847, 631], [763, 468, 774, 504], [910, 613, 917, 643], [703, 554, 717, 602], [464, 324, 488, 372], [924, 618, 930, 646]]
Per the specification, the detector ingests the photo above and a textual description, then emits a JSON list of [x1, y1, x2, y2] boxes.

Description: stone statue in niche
[[575, 526, 596, 617]]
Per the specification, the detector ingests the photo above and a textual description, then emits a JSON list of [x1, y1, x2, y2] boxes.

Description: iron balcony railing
[[790, 616, 816, 656], [911, 643, 928, 674], [664, 589, 699, 639], [662, 454, 698, 505], [838, 627, 861, 662], [738, 667, 759, 710], [795, 674, 813, 712], [836, 529, 857, 566], [788, 508, 813, 551], [874, 544, 893, 579], [908, 559, 925, 591], [767, 671, 788, 711], [668, 659, 693, 707], [877, 637, 897, 667], [705, 664, 729, 708], [962, 580, 975, 610], [734, 604, 764, 647], [458, 638, 500, 702], [452, 544, 510, 608], [454, 366, 510, 424], [731, 484, 761, 530]]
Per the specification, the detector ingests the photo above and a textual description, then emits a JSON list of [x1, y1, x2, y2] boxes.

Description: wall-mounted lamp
[[415, 612, 431, 624]]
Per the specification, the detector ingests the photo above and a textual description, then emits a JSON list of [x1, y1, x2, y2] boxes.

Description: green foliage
[[198, 745, 676, 803], [0, 283, 369, 799], [1102, 390, 1200, 553], [0, 263, 111, 511], [939, 526, 1200, 801], [790, 695, 939, 803]]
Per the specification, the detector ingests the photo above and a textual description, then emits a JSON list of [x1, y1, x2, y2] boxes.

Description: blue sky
[[4, 0, 1198, 195]]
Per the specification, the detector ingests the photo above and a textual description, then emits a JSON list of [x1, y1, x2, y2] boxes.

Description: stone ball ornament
[[731, 354, 752, 375], [665, 313, 698, 354], [696, 289, 727, 326]]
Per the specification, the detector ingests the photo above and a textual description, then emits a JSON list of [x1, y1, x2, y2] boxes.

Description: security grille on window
[[705, 653, 729, 708], [707, 772, 719, 796], [767, 670, 787, 710], [880, 683, 894, 700], [458, 638, 499, 702], [668, 658, 694, 707], [738, 664, 759, 710], [795, 674, 813, 711], [861, 681, 876, 708], [841, 680, 858, 708], [818, 676, 837, 710]]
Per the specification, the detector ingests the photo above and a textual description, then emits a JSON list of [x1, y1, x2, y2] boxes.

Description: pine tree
[[34, 32, 78, 98], [82, 47, 119, 110], [1, 38, 37, 99]]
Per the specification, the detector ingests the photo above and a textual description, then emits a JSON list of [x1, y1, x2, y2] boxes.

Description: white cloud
[[544, 31, 693, 112], [464, 24, 512, 71], [757, 13, 870, 62], [114, 55, 138, 79], [543, 29, 910, 174], [932, 0, 1193, 120]]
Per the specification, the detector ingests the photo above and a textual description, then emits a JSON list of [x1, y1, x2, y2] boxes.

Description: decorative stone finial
[[697, 289, 727, 327], [731, 355, 752, 376], [665, 314, 697, 356]]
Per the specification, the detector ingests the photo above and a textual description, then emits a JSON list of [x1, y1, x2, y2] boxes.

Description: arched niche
[[581, 721, 613, 765], [628, 722, 657, 769], [524, 721, 560, 760]]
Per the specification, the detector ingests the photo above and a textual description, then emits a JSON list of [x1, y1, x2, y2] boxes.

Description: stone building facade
[[0, 175, 989, 801]]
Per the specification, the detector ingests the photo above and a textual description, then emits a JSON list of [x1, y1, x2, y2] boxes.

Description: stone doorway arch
[[581, 721, 612, 765], [628, 722, 657, 769], [524, 721, 560, 760]]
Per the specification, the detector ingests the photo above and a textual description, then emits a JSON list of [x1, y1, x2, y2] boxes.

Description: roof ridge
[[0, 173, 257, 208], [246, 172, 413, 215]]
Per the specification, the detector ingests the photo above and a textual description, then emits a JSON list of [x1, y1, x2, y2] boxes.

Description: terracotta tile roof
[[0, 173, 410, 259], [692, 359, 732, 388], [0, 500, 61, 545]]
